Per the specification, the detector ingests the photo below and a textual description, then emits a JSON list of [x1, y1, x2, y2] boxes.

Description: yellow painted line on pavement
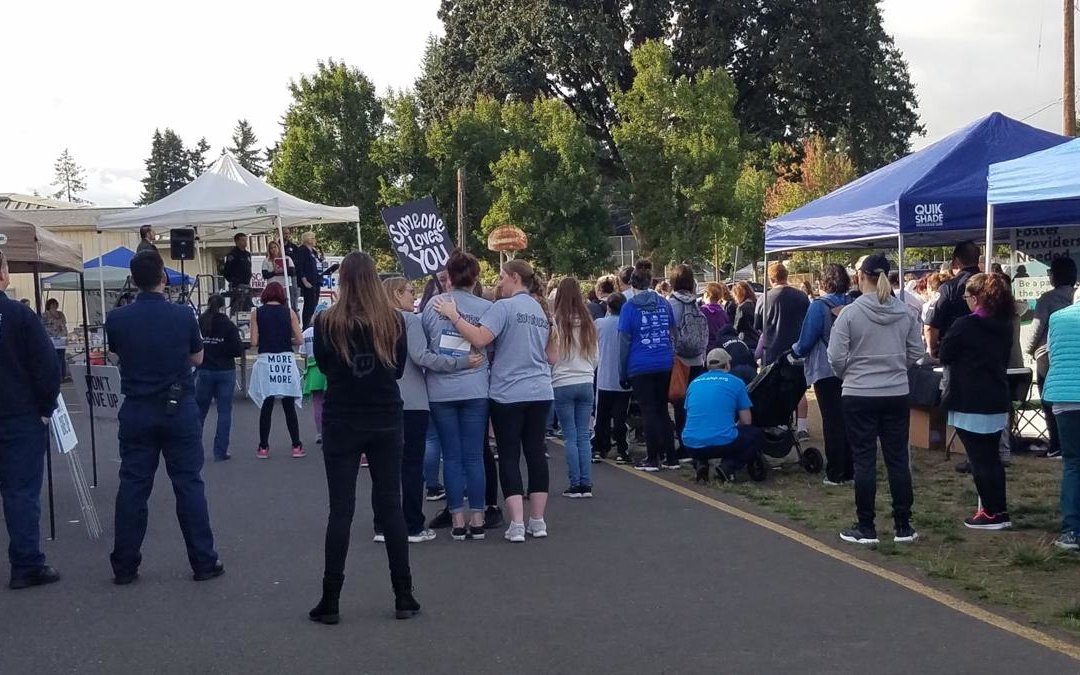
[[616, 464, 1080, 662]]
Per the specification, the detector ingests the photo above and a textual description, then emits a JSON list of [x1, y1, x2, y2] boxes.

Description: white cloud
[[0, 0, 1072, 205], [0, 0, 443, 205], [882, 0, 1069, 146]]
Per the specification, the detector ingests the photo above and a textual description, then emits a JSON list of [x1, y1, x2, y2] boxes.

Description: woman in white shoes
[[433, 260, 553, 543]]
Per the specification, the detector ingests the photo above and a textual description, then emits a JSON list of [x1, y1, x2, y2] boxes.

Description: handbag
[[668, 359, 690, 402]]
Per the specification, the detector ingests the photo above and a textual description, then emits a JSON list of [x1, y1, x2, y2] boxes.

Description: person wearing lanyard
[[432, 259, 554, 543], [0, 248, 62, 589], [105, 250, 222, 585]]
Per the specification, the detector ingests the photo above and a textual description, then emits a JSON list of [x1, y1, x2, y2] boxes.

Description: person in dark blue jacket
[[0, 249, 62, 589], [106, 251, 222, 585], [618, 259, 677, 472]]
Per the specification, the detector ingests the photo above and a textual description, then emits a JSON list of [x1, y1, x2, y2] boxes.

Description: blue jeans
[[554, 383, 595, 488], [111, 398, 218, 577], [430, 398, 488, 514], [1059, 411, 1080, 535], [423, 424, 442, 490], [196, 369, 236, 460], [0, 414, 48, 578]]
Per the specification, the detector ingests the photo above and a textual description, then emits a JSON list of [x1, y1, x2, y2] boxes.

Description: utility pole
[[456, 167, 467, 252], [1067, 0, 1076, 136]]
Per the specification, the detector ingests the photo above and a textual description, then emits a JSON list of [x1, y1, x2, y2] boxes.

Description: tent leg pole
[[898, 234, 905, 300], [985, 205, 995, 273], [35, 267, 56, 540], [763, 250, 768, 318], [275, 216, 292, 309], [356, 223, 363, 252], [96, 231, 106, 350], [79, 272, 98, 487]]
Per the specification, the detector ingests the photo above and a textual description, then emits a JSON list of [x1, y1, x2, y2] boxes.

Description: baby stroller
[[745, 355, 824, 481]]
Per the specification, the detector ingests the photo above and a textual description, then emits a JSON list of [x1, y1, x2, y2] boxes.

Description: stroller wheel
[[801, 447, 823, 474], [747, 453, 767, 482]]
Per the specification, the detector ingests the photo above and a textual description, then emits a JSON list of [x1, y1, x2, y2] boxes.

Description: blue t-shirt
[[422, 289, 492, 402], [681, 370, 752, 448], [618, 290, 675, 377], [481, 292, 553, 404]]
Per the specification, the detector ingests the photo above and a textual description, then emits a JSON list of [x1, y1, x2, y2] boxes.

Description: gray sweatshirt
[[400, 311, 469, 411], [827, 293, 923, 397], [1024, 285, 1075, 359]]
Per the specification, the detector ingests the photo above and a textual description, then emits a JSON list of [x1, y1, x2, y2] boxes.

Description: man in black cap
[[106, 250, 223, 585], [0, 248, 62, 589]]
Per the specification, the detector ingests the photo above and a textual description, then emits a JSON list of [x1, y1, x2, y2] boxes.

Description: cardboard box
[[909, 405, 947, 453]]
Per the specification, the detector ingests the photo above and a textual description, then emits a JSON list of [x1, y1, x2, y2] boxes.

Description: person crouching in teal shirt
[[682, 348, 763, 482]]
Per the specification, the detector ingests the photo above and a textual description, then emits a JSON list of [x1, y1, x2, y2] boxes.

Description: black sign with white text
[[381, 197, 453, 280]]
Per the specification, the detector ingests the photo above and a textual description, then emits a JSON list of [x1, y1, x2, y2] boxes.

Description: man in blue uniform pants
[[106, 250, 223, 585], [0, 248, 62, 589]]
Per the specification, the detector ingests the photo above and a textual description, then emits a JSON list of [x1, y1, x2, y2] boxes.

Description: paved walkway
[[1, 388, 1077, 673]]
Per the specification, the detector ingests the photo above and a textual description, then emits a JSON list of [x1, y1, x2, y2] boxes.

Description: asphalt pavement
[[1, 385, 1077, 673]]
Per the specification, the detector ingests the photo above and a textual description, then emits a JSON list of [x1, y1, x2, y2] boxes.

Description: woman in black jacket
[[940, 273, 1014, 531], [308, 252, 418, 624], [731, 281, 758, 349], [195, 295, 244, 461]]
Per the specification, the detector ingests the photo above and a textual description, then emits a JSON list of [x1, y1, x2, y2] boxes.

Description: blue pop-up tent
[[765, 113, 1071, 254], [42, 246, 192, 290]]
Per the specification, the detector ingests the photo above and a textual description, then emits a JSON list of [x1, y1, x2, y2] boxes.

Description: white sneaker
[[408, 529, 437, 543], [373, 533, 385, 543], [504, 522, 526, 543], [527, 518, 548, 538]]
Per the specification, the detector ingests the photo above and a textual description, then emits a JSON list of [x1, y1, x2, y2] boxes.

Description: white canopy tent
[[95, 154, 361, 313]]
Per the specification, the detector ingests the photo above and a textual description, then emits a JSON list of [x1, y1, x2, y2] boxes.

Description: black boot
[[392, 576, 421, 620], [309, 574, 344, 625]]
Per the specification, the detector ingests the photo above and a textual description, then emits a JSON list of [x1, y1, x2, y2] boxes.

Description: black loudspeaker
[[169, 228, 196, 261]]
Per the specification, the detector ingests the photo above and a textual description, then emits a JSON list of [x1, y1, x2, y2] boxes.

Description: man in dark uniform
[[106, 250, 223, 585], [0, 248, 62, 589], [221, 232, 253, 313]]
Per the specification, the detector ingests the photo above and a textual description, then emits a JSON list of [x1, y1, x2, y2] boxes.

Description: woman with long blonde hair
[[308, 252, 419, 624], [547, 277, 599, 497]]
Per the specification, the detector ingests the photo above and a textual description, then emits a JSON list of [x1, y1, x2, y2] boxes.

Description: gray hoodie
[[827, 293, 923, 397]]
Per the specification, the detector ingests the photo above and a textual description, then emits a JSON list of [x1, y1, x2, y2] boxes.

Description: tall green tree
[[227, 119, 266, 176], [371, 92, 437, 210], [417, 0, 921, 173], [51, 148, 88, 203], [612, 41, 743, 266], [189, 137, 211, 177], [671, 0, 922, 170], [267, 60, 384, 254], [425, 97, 517, 253], [138, 128, 194, 204], [483, 99, 611, 275]]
